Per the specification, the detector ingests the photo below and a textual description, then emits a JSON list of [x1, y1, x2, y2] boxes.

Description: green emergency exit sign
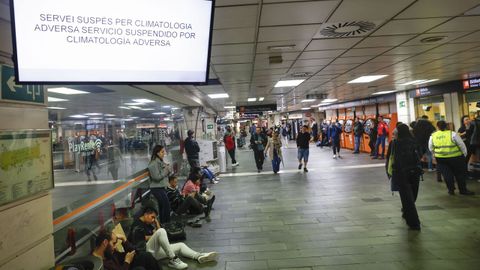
[[1, 65, 44, 105]]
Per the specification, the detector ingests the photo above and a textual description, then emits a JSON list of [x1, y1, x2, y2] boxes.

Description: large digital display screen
[[11, 0, 214, 83]]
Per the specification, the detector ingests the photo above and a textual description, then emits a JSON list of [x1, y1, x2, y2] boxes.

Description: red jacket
[[377, 122, 389, 136]]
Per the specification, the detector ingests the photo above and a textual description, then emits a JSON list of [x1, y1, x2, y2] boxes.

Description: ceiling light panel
[[275, 80, 305, 87], [260, 1, 338, 26], [48, 87, 89, 95], [208, 93, 229, 99], [47, 107, 66, 110], [132, 99, 155, 103], [348, 75, 388, 83], [248, 98, 257, 102], [48, 97, 68, 102]]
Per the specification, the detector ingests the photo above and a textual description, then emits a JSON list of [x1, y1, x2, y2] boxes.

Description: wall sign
[[408, 80, 462, 98], [0, 65, 45, 105], [463, 77, 480, 90], [0, 130, 53, 207]]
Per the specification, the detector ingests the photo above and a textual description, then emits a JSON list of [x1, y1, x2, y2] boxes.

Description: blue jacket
[[328, 124, 342, 140]]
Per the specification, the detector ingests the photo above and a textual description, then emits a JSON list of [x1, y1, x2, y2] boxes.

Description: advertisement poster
[[0, 130, 53, 206]]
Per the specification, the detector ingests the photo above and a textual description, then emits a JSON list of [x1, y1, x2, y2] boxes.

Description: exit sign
[[1, 65, 45, 105]]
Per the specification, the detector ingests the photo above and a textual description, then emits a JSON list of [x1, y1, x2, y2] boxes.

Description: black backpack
[[394, 139, 424, 178]]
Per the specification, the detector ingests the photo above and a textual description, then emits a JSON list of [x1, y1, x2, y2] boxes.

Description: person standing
[[265, 131, 283, 174], [281, 123, 289, 148], [353, 117, 364, 154], [368, 120, 378, 156], [429, 121, 475, 195], [458, 115, 474, 177], [373, 116, 389, 160], [413, 116, 436, 172], [329, 121, 342, 159], [184, 130, 200, 172], [224, 126, 239, 167], [296, 125, 311, 172], [147, 145, 172, 224], [250, 127, 267, 173], [385, 124, 422, 231], [311, 120, 318, 142]]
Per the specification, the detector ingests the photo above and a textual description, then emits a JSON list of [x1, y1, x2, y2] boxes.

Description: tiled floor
[[180, 143, 480, 270]]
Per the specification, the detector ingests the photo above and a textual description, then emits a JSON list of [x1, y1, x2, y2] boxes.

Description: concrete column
[[182, 107, 204, 139], [409, 97, 416, 121], [448, 92, 462, 130], [0, 104, 55, 270]]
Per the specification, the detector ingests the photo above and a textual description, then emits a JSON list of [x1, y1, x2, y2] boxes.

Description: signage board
[[0, 65, 44, 105], [408, 81, 462, 98], [11, 0, 214, 84], [237, 104, 277, 114], [463, 77, 480, 90], [0, 130, 53, 207]]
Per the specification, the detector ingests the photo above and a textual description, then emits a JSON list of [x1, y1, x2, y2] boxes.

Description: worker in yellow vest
[[428, 120, 475, 195]]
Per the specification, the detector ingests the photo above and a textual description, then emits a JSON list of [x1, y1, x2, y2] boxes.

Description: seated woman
[[128, 204, 218, 270], [201, 166, 221, 184], [182, 172, 215, 219], [166, 175, 204, 216]]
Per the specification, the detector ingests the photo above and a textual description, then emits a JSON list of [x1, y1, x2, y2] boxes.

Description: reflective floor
[[180, 144, 480, 270]]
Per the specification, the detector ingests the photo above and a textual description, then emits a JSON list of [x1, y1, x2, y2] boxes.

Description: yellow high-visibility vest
[[431, 130, 462, 158]]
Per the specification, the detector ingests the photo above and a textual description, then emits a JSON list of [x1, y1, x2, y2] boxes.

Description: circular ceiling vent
[[320, 21, 376, 38]]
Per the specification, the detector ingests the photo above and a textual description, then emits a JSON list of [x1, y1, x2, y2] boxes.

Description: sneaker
[[210, 179, 219, 184], [304, 167, 308, 172], [258, 169, 261, 173], [298, 164, 302, 170], [232, 162, 239, 167], [338, 154, 342, 159], [168, 257, 188, 270], [333, 155, 337, 159], [427, 168, 435, 172], [197, 252, 218, 263]]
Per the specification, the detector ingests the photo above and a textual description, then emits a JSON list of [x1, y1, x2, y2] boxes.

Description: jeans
[[375, 135, 387, 158], [202, 168, 215, 180], [297, 148, 309, 162], [146, 228, 200, 260], [150, 187, 171, 223], [271, 154, 281, 173], [354, 135, 361, 152]]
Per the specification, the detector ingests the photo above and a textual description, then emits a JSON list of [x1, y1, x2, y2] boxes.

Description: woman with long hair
[[458, 115, 474, 176], [386, 124, 422, 230], [147, 145, 172, 223]]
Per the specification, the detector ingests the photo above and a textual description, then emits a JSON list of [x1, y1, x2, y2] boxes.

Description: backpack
[[225, 135, 235, 150], [394, 139, 423, 178]]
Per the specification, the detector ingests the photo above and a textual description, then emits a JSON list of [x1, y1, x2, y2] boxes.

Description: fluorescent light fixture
[[132, 99, 155, 103], [89, 117, 103, 120], [47, 106, 66, 110], [268, 44, 296, 51], [258, 97, 265, 101], [128, 106, 143, 110], [274, 80, 305, 87], [124, 102, 144, 106], [129, 116, 139, 119], [162, 105, 171, 108], [400, 79, 439, 86], [248, 98, 257, 102], [140, 108, 155, 111], [153, 112, 167, 115], [164, 118, 172, 121], [104, 114, 115, 117], [322, 99, 338, 103], [85, 113, 103, 116], [418, 79, 439, 84], [48, 97, 69, 102], [301, 107, 310, 110], [48, 87, 89, 95], [122, 118, 134, 121], [208, 93, 229, 99], [171, 107, 179, 110], [224, 106, 236, 109], [348, 75, 388, 84], [301, 99, 316, 103], [372, 90, 396, 95], [118, 106, 131, 110], [70, 114, 88, 118]]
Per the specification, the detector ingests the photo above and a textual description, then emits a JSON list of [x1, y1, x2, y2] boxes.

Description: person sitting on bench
[[92, 227, 160, 270], [128, 205, 218, 270]]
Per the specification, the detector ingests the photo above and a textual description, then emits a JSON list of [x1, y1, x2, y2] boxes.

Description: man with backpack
[[224, 126, 239, 167]]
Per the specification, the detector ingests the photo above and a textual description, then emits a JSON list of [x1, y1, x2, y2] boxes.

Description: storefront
[[408, 80, 463, 129]]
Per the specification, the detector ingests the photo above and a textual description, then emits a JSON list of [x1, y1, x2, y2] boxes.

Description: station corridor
[[181, 145, 480, 270]]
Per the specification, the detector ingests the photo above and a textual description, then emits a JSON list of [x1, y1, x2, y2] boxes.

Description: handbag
[[163, 221, 186, 242]]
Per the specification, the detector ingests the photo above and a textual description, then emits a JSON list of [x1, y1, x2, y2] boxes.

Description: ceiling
[[2, 0, 480, 115], [207, 0, 480, 111]]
